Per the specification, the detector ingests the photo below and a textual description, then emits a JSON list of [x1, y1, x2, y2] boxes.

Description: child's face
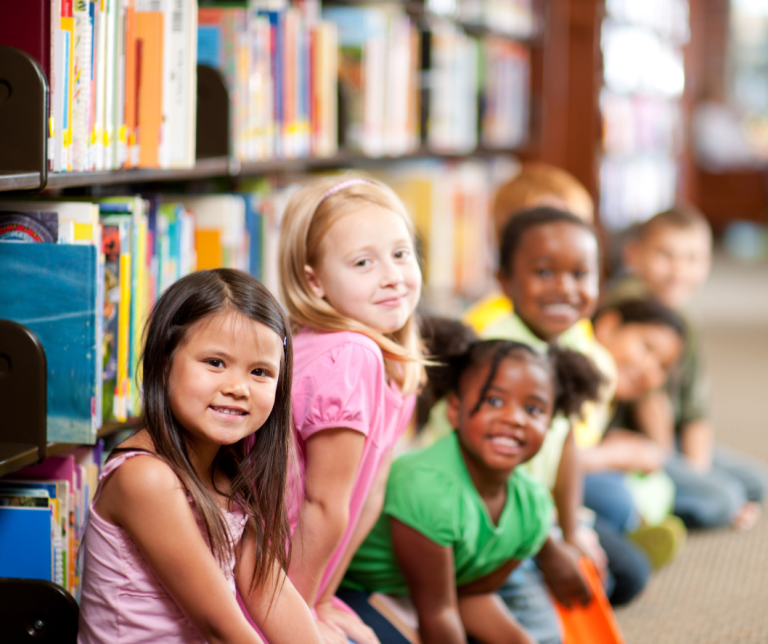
[[167, 311, 284, 452], [625, 224, 711, 309], [594, 312, 683, 401], [306, 205, 421, 335], [447, 355, 551, 475], [500, 222, 599, 342]]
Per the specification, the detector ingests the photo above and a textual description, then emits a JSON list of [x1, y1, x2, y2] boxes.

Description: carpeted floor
[[615, 256, 768, 643]]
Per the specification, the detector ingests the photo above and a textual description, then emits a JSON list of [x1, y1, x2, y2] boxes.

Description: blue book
[[0, 505, 53, 581], [0, 242, 98, 443], [240, 193, 263, 281]]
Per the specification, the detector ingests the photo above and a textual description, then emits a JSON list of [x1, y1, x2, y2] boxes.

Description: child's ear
[[623, 237, 641, 273], [593, 310, 622, 345], [304, 265, 325, 299], [446, 392, 462, 429], [496, 267, 514, 301]]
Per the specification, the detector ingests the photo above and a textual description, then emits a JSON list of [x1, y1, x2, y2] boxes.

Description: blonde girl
[[278, 175, 425, 644]]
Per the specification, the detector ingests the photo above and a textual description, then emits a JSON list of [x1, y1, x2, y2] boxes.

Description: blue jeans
[[584, 471, 640, 533], [498, 559, 562, 644], [666, 446, 766, 528], [593, 516, 650, 606]]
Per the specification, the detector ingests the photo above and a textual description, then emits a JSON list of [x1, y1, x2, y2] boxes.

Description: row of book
[[0, 445, 105, 599], [200, 1, 339, 161], [0, 0, 533, 172], [0, 193, 259, 443], [425, 20, 530, 154], [425, 0, 537, 38], [604, 0, 690, 44], [601, 91, 683, 157]]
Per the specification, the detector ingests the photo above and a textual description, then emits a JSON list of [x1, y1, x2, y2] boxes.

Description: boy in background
[[607, 206, 766, 530]]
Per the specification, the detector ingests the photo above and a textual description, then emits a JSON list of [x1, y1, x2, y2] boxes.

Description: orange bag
[[555, 558, 626, 644]]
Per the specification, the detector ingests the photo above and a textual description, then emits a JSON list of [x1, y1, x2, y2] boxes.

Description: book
[[0, 242, 99, 444], [0, 503, 55, 582], [134, 2, 164, 168], [0, 211, 59, 243]]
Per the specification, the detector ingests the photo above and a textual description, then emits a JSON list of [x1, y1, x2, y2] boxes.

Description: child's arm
[[288, 427, 365, 606], [100, 456, 263, 644], [389, 517, 467, 644], [580, 429, 665, 474], [237, 524, 322, 644], [632, 390, 676, 453], [314, 451, 393, 644], [536, 536, 591, 609], [553, 429, 608, 583], [458, 593, 536, 644], [679, 419, 714, 473]]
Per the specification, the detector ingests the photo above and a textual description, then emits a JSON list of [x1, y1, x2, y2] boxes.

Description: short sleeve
[[292, 340, 384, 440], [383, 463, 459, 548], [511, 472, 554, 561]]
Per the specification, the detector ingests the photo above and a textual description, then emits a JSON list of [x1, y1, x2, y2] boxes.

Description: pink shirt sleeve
[[291, 340, 384, 442]]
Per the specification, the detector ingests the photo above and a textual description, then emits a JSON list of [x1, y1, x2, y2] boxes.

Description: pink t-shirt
[[288, 329, 416, 597]]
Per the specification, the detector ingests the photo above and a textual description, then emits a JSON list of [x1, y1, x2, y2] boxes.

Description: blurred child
[[340, 337, 603, 644], [278, 175, 424, 644], [78, 270, 321, 644], [588, 298, 689, 561], [464, 162, 594, 333], [607, 207, 766, 529]]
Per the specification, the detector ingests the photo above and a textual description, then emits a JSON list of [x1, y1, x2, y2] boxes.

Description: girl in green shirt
[[340, 335, 603, 644]]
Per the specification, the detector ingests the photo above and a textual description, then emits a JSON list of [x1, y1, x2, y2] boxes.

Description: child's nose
[[222, 373, 250, 398], [380, 260, 405, 286]]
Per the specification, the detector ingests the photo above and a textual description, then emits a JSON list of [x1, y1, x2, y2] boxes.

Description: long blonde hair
[[279, 174, 425, 394]]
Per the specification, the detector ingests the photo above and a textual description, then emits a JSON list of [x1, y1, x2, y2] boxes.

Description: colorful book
[[0, 243, 98, 444]]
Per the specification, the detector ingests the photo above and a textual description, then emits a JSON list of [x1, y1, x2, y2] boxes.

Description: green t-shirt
[[342, 433, 553, 595]]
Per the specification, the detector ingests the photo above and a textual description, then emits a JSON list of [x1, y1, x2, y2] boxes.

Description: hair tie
[[321, 178, 371, 202]]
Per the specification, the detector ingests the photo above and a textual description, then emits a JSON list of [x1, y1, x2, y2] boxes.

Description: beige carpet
[[615, 256, 768, 643]]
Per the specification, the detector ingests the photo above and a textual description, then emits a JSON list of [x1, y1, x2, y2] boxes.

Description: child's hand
[[315, 618, 349, 644], [537, 538, 591, 609], [316, 601, 380, 644], [602, 430, 665, 473], [569, 525, 608, 582]]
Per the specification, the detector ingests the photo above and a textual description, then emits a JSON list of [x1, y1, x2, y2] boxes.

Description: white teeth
[[543, 303, 575, 315], [490, 436, 521, 448], [212, 407, 246, 416]]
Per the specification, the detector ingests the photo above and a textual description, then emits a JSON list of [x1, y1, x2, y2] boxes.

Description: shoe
[[629, 516, 686, 569]]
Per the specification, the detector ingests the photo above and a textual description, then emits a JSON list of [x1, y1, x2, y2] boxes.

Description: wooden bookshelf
[[0, 146, 524, 194], [0, 422, 134, 479]]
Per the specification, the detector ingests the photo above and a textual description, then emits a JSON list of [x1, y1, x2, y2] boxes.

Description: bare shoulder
[[107, 454, 183, 502]]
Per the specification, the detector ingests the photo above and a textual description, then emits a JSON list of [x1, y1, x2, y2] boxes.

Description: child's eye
[[394, 249, 410, 260], [354, 258, 371, 268], [574, 270, 589, 280], [535, 268, 553, 279], [525, 403, 544, 415], [206, 359, 224, 368], [485, 396, 504, 408], [251, 368, 272, 378]]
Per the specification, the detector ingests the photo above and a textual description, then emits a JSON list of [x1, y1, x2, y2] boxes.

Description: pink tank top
[[77, 450, 248, 644]]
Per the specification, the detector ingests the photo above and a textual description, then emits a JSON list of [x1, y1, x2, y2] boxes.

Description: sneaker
[[629, 516, 686, 569]]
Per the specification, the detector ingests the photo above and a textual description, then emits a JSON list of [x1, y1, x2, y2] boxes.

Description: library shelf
[[0, 422, 134, 479], [0, 146, 521, 194]]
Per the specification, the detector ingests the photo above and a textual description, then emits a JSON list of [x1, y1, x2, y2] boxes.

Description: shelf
[[0, 172, 43, 191], [0, 421, 134, 478], [0, 147, 520, 193]]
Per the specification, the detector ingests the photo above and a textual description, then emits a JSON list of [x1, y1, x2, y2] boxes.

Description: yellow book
[[117, 252, 132, 421]]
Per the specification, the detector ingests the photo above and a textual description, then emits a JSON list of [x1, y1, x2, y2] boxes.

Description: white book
[[92, 0, 108, 170], [104, 0, 119, 170], [71, 4, 93, 172]]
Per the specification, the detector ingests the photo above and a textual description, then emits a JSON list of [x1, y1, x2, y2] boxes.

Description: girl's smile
[[305, 204, 422, 335], [500, 221, 599, 342], [448, 355, 552, 476], [167, 310, 284, 454]]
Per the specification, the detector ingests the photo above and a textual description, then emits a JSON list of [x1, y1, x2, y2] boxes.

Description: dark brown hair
[[498, 206, 598, 276], [139, 269, 292, 595], [423, 318, 604, 420]]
